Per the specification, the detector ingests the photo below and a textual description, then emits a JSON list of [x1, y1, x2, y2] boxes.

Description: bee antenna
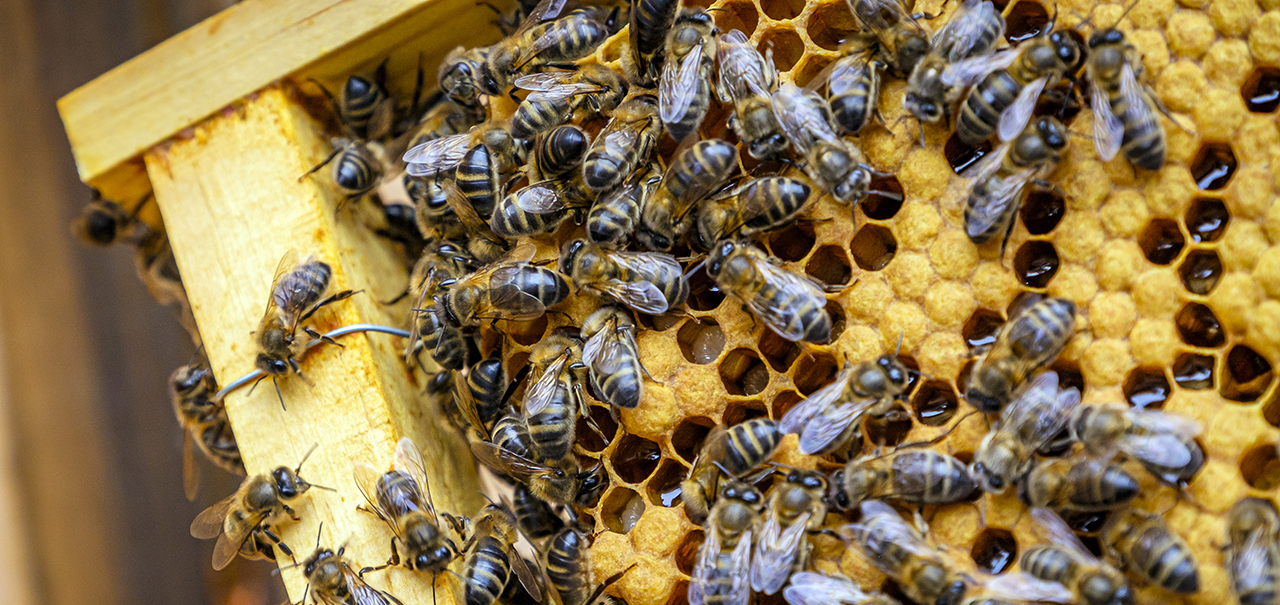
[[683, 259, 707, 279], [895, 332, 904, 355], [711, 460, 734, 477], [296, 443, 321, 473], [315, 522, 325, 549], [273, 377, 287, 411]]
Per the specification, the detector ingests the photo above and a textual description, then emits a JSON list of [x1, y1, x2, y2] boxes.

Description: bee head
[[1087, 28, 1125, 49], [273, 466, 304, 499], [877, 355, 909, 390], [1049, 31, 1084, 71], [749, 134, 788, 160], [559, 238, 587, 275], [904, 92, 942, 123], [255, 353, 292, 376], [77, 205, 121, 245], [1036, 117, 1069, 151], [706, 240, 737, 277], [342, 75, 375, 105]]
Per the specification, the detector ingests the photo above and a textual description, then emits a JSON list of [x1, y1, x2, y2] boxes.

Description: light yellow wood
[[60, 0, 513, 202], [145, 84, 482, 603]]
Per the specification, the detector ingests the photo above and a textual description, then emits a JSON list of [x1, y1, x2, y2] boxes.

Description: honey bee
[[523, 332, 596, 460], [310, 68, 395, 141], [489, 6, 617, 90], [300, 538, 405, 605], [588, 166, 661, 245], [1086, 27, 1168, 171], [844, 500, 969, 605], [965, 296, 1076, 414], [905, 0, 1004, 124], [831, 449, 977, 510], [1022, 507, 1134, 605], [660, 9, 717, 142], [72, 190, 152, 247], [783, 571, 900, 605], [695, 177, 813, 251], [171, 363, 245, 501], [439, 45, 493, 115], [513, 483, 564, 542], [689, 479, 765, 605], [490, 174, 589, 237], [1017, 454, 1140, 513], [254, 251, 357, 409], [582, 92, 661, 192], [560, 239, 690, 315], [301, 138, 386, 209], [1101, 508, 1200, 594], [581, 305, 652, 410], [961, 572, 1076, 605], [534, 125, 591, 179], [751, 468, 828, 594], [354, 438, 464, 581], [681, 418, 782, 524], [189, 445, 324, 570], [772, 82, 873, 205], [405, 121, 523, 180], [512, 65, 628, 139], [546, 528, 633, 605], [1227, 497, 1280, 605], [637, 138, 738, 251], [705, 239, 833, 344], [780, 354, 911, 456], [1068, 403, 1205, 487], [624, 0, 681, 87], [715, 29, 787, 159], [418, 243, 570, 332], [818, 48, 887, 136], [950, 30, 1083, 144], [485, 412, 544, 462], [455, 144, 504, 220], [460, 502, 545, 605], [962, 116, 1068, 252], [461, 357, 520, 436], [972, 370, 1080, 494], [846, 0, 931, 77]]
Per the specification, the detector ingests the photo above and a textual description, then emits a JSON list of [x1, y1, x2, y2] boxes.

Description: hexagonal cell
[[715, 0, 760, 37], [1066, 511, 1110, 537], [723, 399, 768, 425], [719, 348, 769, 396], [794, 352, 839, 395], [1266, 391, 1280, 428], [912, 379, 959, 426], [1178, 249, 1222, 295], [945, 131, 994, 174], [1222, 345, 1275, 403], [1004, 0, 1049, 43], [1190, 142, 1238, 191], [851, 224, 897, 271], [1137, 218, 1185, 265], [1243, 66, 1280, 113], [1172, 352, 1215, 390], [646, 458, 689, 507], [957, 359, 977, 396], [805, 0, 857, 51], [600, 486, 645, 533], [1051, 360, 1086, 396], [759, 328, 802, 372], [1175, 302, 1225, 348], [577, 405, 619, 453], [865, 412, 912, 448], [637, 311, 682, 331], [759, 27, 804, 72], [898, 353, 922, 395], [793, 54, 835, 88], [1013, 241, 1059, 288], [770, 389, 804, 420], [1020, 188, 1065, 235], [675, 530, 705, 575], [508, 314, 549, 346], [963, 308, 1005, 349], [971, 527, 1018, 574], [687, 268, 725, 311], [768, 222, 816, 261], [610, 434, 662, 484], [826, 299, 847, 343], [805, 245, 853, 288], [862, 174, 905, 220], [1185, 197, 1229, 243], [760, 0, 804, 20], [505, 351, 532, 400], [678, 318, 725, 364], [1123, 366, 1170, 409], [671, 417, 713, 463], [1240, 444, 1280, 489]]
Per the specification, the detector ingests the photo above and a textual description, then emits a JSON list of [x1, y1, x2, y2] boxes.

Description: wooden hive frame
[[57, 0, 518, 601]]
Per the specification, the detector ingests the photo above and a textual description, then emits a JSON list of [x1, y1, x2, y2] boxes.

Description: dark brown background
[[0, 0, 286, 603]]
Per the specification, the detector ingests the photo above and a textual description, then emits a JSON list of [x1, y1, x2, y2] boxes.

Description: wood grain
[[145, 84, 482, 603]]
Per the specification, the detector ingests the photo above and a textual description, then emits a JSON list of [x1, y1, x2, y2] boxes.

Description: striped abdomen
[[513, 484, 563, 540], [1004, 297, 1076, 362], [513, 98, 573, 140], [1104, 77, 1165, 171], [535, 125, 590, 178], [492, 414, 539, 461], [508, 265, 570, 307], [456, 144, 499, 218], [341, 75, 387, 139], [332, 145, 380, 196], [722, 418, 782, 475], [1021, 546, 1079, 585], [490, 192, 566, 236], [957, 70, 1019, 144], [741, 177, 812, 234], [587, 185, 641, 244], [592, 346, 641, 409], [664, 58, 713, 142], [663, 139, 737, 204], [546, 529, 589, 605], [882, 450, 977, 504], [467, 358, 508, 429], [754, 278, 831, 344], [197, 422, 245, 475], [964, 171, 1021, 244], [464, 537, 512, 605], [829, 57, 881, 135], [375, 470, 424, 519], [630, 0, 681, 82], [527, 384, 575, 460], [275, 261, 332, 315], [527, 10, 610, 65]]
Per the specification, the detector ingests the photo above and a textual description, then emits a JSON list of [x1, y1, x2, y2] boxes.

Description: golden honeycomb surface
[[463, 0, 1280, 604]]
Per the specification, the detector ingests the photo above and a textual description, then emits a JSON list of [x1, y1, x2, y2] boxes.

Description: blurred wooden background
[[0, 0, 286, 603]]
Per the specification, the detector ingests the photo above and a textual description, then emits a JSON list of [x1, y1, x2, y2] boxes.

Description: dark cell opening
[[637, 312, 682, 331], [758, 328, 802, 372], [1138, 218, 1185, 265], [862, 174, 905, 220], [794, 55, 835, 88], [945, 131, 993, 174], [971, 527, 1018, 574], [770, 390, 805, 420], [963, 308, 1006, 350], [1222, 345, 1274, 403], [957, 359, 977, 396], [1243, 66, 1280, 113], [760, 0, 805, 20], [1021, 188, 1066, 235], [794, 352, 839, 395], [759, 28, 805, 72], [826, 299, 847, 343], [719, 348, 770, 396], [1004, 0, 1050, 43], [1240, 444, 1280, 489], [1172, 352, 1215, 390], [1014, 241, 1060, 288], [722, 399, 768, 425], [1175, 303, 1225, 348], [716, 1, 760, 38], [1185, 197, 1229, 243], [1190, 142, 1238, 191], [806, 245, 853, 288], [1123, 366, 1170, 409], [1051, 360, 1086, 396], [674, 531, 705, 575], [851, 224, 898, 271], [600, 487, 645, 533], [1034, 79, 1084, 123], [677, 318, 725, 364], [576, 405, 618, 453], [805, 0, 858, 51], [769, 222, 816, 261], [898, 354, 922, 396], [1178, 249, 1222, 295], [508, 314, 549, 346], [912, 380, 959, 426], [687, 267, 726, 311], [646, 459, 689, 507], [671, 417, 714, 463], [610, 434, 662, 484], [865, 411, 913, 448]]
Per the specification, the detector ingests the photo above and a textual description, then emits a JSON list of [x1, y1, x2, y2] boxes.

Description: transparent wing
[[587, 330, 634, 376], [771, 84, 817, 155], [394, 437, 438, 525], [849, 0, 926, 38], [354, 462, 401, 537], [800, 397, 871, 455], [1128, 408, 1203, 437], [998, 77, 1047, 142], [442, 179, 505, 241], [1001, 371, 1079, 450], [960, 140, 1011, 181], [966, 169, 1032, 239], [784, 573, 867, 605], [404, 133, 471, 177], [660, 41, 707, 125], [593, 279, 671, 314], [511, 549, 546, 602], [470, 441, 556, 484], [524, 350, 569, 417], [514, 71, 575, 91], [689, 528, 720, 605], [1235, 528, 1272, 592], [979, 572, 1075, 604], [347, 566, 405, 605], [941, 48, 1020, 88], [1089, 67, 1123, 161], [183, 431, 200, 502], [483, 265, 548, 321], [190, 493, 236, 539], [854, 500, 934, 558], [602, 122, 642, 157], [1029, 507, 1098, 563], [527, 82, 603, 103], [779, 365, 855, 435], [825, 53, 870, 96], [514, 181, 567, 213], [727, 529, 754, 605], [1118, 433, 1194, 468], [752, 512, 811, 593], [750, 256, 829, 342], [938, 0, 1003, 62], [260, 249, 300, 323]]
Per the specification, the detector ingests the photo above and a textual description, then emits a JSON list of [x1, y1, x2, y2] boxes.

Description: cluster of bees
[[70, 0, 1279, 603]]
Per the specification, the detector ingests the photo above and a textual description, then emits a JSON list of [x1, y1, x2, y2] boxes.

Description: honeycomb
[[436, 1, 1280, 605]]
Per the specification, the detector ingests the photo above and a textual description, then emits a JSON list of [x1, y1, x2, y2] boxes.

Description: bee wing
[[660, 40, 708, 125], [823, 53, 870, 96], [784, 572, 867, 605], [689, 527, 721, 605], [800, 398, 872, 455], [1118, 433, 1195, 468], [442, 178, 505, 241], [941, 48, 1020, 88], [346, 565, 406, 605], [514, 181, 567, 213], [602, 121, 643, 157], [527, 82, 603, 104], [852, 500, 933, 558], [394, 437, 439, 525], [1089, 67, 1124, 162], [485, 265, 548, 321], [961, 140, 1010, 181], [997, 76, 1048, 142], [514, 71, 575, 92], [354, 462, 402, 537], [183, 430, 200, 502], [772, 84, 828, 154], [1235, 527, 1272, 590], [752, 512, 811, 593], [525, 0, 567, 26], [454, 372, 493, 440], [1002, 371, 1079, 450], [261, 248, 300, 322], [404, 133, 470, 177], [779, 365, 855, 435], [936, 0, 1004, 62], [523, 350, 569, 417], [850, 0, 926, 38], [979, 572, 1075, 604], [1128, 408, 1203, 436], [471, 440, 555, 483], [190, 493, 237, 539], [727, 529, 755, 605], [594, 279, 672, 314], [585, 328, 633, 376], [1029, 507, 1099, 563], [511, 547, 546, 602], [965, 169, 1032, 240], [750, 259, 828, 342]]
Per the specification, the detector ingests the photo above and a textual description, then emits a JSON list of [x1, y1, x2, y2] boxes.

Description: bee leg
[[381, 288, 411, 305], [299, 288, 361, 323], [263, 527, 296, 564], [739, 303, 758, 331], [271, 377, 287, 411]]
